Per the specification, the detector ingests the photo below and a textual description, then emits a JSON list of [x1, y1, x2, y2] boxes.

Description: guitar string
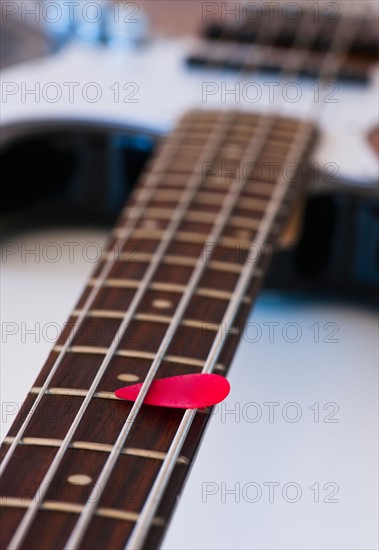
[[126, 5, 368, 549], [65, 5, 349, 549], [3, 2, 368, 548]]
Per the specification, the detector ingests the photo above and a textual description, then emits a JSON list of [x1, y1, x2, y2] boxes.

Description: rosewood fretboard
[[0, 110, 317, 549]]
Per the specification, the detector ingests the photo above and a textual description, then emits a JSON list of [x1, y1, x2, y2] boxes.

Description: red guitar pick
[[115, 373, 230, 409]]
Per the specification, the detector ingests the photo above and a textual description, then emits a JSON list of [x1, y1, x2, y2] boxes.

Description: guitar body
[[1, 36, 378, 185]]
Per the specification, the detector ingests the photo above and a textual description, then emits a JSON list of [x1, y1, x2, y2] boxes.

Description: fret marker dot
[[67, 474, 92, 486], [117, 373, 139, 383], [152, 299, 172, 310]]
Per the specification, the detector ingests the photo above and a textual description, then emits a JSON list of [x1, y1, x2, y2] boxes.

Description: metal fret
[[120, 208, 263, 231], [87, 278, 252, 302], [4, 437, 62, 447], [97, 508, 164, 527], [243, 181, 275, 196], [0, 499, 164, 527], [3, 437, 189, 466], [89, 278, 139, 289], [29, 387, 116, 400], [196, 288, 250, 303], [51, 345, 226, 372], [113, 227, 256, 248], [102, 252, 257, 274], [73, 309, 126, 319], [150, 282, 190, 293], [53, 344, 108, 355], [70, 310, 239, 333]]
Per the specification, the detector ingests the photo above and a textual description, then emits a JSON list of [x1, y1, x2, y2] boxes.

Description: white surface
[[1, 230, 378, 550]]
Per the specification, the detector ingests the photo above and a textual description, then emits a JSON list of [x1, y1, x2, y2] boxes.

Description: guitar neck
[[0, 110, 317, 549]]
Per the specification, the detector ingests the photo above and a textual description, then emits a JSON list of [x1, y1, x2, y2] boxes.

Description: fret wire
[[69, 310, 238, 334], [0, 499, 164, 527], [3, 126, 204, 549], [112, 227, 257, 248], [120, 207, 264, 229], [70, 310, 238, 333], [51, 345, 226, 371], [30, 387, 117, 400], [126, 120, 315, 550], [8, 112, 235, 550], [3, 437, 189, 465], [101, 252, 255, 273], [89, 275, 256, 297], [64, 114, 274, 549]]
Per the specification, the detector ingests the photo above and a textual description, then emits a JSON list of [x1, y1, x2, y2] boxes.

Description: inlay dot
[[152, 299, 172, 310], [67, 474, 92, 486], [117, 373, 139, 383]]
